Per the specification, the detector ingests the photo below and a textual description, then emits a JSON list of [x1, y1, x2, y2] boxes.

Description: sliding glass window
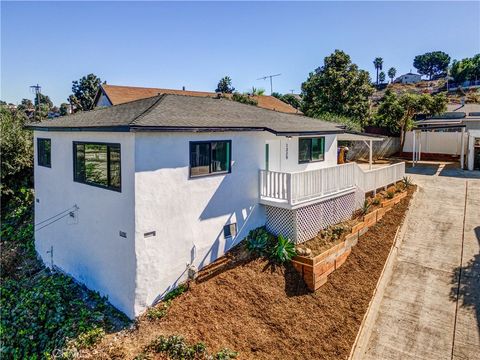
[[298, 137, 325, 163], [190, 140, 231, 177], [73, 142, 121, 191]]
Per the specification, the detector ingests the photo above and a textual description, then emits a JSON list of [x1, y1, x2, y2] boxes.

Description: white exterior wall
[[34, 129, 339, 318], [403, 131, 467, 155], [266, 134, 338, 172], [396, 74, 422, 84], [132, 131, 338, 314], [33, 131, 137, 318]]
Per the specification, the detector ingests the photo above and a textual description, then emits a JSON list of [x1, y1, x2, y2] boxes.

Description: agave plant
[[271, 235, 296, 263], [361, 199, 371, 215], [402, 176, 413, 189], [246, 227, 270, 255]]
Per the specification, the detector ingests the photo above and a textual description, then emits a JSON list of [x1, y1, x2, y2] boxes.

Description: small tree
[[215, 76, 235, 93], [379, 71, 386, 84], [388, 67, 397, 83], [281, 94, 301, 109], [68, 73, 102, 112], [249, 87, 265, 96], [373, 57, 383, 85], [375, 90, 447, 147], [450, 54, 480, 83], [59, 103, 70, 116], [413, 51, 450, 80]]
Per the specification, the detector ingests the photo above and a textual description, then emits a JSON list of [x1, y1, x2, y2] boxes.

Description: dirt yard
[[84, 188, 415, 360]]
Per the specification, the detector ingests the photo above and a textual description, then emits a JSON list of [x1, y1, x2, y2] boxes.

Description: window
[[37, 138, 51, 167], [73, 142, 121, 191], [190, 140, 231, 177], [298, 137, 325, 163]]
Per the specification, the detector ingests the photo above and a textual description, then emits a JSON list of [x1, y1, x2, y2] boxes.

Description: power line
[[256, 73, 281, 95], [35, 205, 79, 232]]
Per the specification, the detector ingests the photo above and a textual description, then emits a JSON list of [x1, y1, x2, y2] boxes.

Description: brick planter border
[[292, 190, 407, 291]]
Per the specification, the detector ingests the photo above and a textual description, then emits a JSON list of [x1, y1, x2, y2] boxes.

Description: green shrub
[[372, 197, 380, 206], [144, 335, 237, 360], [215, 348, 238, 359], [271, 235, 296, 263], [146, 301, 171, 320], [231, 92, 258, 106], [163, 284, 187, 302], [75, 327, 105, 349], [386, 190, 395, 199]]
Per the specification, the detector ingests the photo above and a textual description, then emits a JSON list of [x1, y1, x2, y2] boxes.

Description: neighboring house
[[28, 94, 399, 318], [94, 84, 301, 114], [405, 103, 480, 170], [394, 73, 422, 84]]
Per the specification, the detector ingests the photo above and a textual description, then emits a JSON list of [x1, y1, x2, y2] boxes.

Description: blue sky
[[2, 1, 479, 105]]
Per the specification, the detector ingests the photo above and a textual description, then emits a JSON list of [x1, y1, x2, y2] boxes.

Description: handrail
[[259, 162, 405, 206]]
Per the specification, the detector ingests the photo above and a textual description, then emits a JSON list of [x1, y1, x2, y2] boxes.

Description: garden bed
[[83, 186, 416, 360], [292, 184, 409, 292]]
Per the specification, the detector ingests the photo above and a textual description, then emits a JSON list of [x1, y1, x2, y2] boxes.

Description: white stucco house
[[394, 72, 422, 84], [29, 94, 401, 318]]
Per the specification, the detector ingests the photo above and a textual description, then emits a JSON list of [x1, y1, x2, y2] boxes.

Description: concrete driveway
[[359, 164, 480, 360]]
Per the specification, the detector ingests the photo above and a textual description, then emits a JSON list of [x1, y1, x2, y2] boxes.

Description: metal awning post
[[460, 127, 465, 170], [418, 131, 422, 161], [369, 140, 373, 170], [412, 130, 416, 167]]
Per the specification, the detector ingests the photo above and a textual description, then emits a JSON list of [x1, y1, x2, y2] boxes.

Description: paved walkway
[[361, 167, 480, 360]]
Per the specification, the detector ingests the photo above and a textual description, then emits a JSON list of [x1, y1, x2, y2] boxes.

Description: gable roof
[[96, 84, 300, 114], [28, 94, 343, 135]]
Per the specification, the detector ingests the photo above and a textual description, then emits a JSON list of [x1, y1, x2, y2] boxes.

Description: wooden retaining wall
[[291, 191, 408, 291]]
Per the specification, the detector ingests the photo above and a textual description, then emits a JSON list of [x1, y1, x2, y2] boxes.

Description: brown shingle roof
[[98, 84, 301, 114], [29, 94, 342, 135]]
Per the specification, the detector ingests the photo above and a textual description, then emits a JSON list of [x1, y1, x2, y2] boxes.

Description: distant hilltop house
[[27, 88, 403, 319], [94, 84, 301, 114], [394, 72, 422, 84]]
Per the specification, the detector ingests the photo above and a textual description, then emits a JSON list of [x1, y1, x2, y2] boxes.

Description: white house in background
[[404, 103, 480, 170], [28, 94, 400, 318], [394, 72, 422, 84]]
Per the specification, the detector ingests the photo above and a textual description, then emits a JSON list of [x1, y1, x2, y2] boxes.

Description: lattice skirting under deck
[[265, 191, 356, 244]]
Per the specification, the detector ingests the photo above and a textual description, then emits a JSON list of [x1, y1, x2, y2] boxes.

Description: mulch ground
[[84, 187, 416, 360]]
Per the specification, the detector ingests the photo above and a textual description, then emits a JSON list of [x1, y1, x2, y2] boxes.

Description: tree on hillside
[[271, 92, 282, 99], [379, 71, 386, 84], [17, 99, 34, 113], [281, 94, 301, 109], [413, 51, 450, 80], [373, 57, 383, 85], [375, 89, 447, 148], [249, 87, 265, 96], [59, 103, 70, 116], [450, 54, 480, 83], [68, 73, 102, 112], [0, 107, 33, 198], [388, 67, 397, 83], [301, 49, 374, 124], [215, 76, 235, 93]]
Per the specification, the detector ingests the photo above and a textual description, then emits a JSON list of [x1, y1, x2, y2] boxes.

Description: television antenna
[[30, 84, 42, 120], [257, 73, 281, 95]]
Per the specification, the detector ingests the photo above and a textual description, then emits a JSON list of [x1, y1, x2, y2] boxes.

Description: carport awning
[[338, 132, 384, 170], [337, 132, 385, 142]]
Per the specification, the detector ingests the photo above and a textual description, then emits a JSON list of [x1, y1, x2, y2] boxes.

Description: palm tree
[[379, 71, 386, 84], [388, 67, 397, 83], [250, 87, 266, 96], [373, 57, 383, 85]]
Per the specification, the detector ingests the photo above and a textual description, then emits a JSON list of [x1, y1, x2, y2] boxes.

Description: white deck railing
[[354, 162, 405, 193], [259, 162, 405, 207]]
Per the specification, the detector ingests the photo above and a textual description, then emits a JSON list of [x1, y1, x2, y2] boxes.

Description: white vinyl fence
[[260, 162, 405, 206], [403, 131, 467, 155]]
